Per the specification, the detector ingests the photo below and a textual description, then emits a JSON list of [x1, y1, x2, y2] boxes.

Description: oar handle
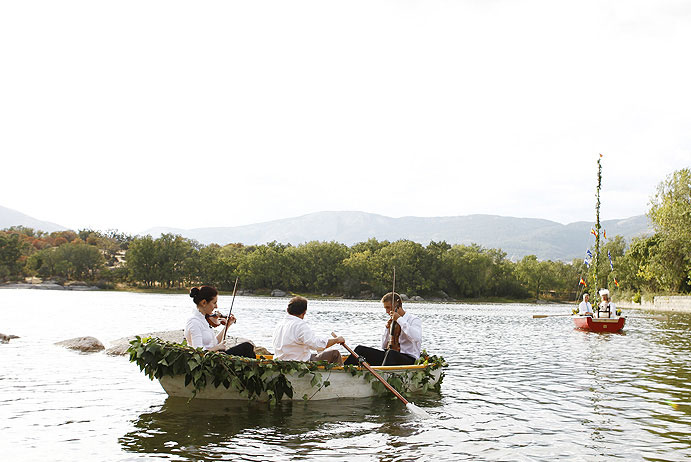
[[331, 332, 409, 405]]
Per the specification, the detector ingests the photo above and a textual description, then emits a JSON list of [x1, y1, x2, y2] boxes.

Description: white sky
[[1, 1, 689, 234]]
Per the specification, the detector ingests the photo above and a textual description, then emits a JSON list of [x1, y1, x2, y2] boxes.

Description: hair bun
[[190, 287, 200, 298]]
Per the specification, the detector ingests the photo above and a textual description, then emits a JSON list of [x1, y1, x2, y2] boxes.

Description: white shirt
[[578, 301, 593, 315], [272, 314, 328, 361], [381, 312, 422, 359], [184, 309, 219, 350], [598, 301, 617, 317]]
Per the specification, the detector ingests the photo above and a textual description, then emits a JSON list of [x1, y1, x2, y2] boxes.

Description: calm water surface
[[1, 289, 690, 461]]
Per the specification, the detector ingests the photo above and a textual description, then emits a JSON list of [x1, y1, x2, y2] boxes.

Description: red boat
[[572, 316, 625, 333]]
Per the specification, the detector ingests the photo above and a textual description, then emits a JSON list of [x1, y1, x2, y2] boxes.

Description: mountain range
[[1, 205, 653, 261], [0, 205, 66, 233], [145, 211, 653, 261]]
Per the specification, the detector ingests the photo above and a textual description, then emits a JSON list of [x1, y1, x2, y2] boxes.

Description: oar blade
[[533, 314, 572, 318], [406, 402, 431, 419]]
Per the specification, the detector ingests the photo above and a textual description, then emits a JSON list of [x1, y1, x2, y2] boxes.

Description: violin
[[386, 307, 402, 352], [205, 311, 228, 328]]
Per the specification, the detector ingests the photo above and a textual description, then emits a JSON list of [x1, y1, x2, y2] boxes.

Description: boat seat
[[596, 308, 612, 318]]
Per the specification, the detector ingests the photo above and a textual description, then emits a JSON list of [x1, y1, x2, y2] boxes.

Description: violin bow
[[222, 276, 239, 341], [382, 267, 396, 365]]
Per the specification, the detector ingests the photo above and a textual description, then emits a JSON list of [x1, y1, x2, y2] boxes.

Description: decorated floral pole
[[593, 154, 603, 302]]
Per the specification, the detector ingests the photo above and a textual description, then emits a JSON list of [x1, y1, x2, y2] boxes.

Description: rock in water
[[106, 330, 186, 356], [105, 330, 260, 356], [55, 336, 105, 352], [0, 333, 20, 344]]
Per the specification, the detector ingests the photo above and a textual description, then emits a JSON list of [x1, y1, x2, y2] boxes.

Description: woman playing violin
[[184, 285, 255, 358], [343, 292, 422, 366]]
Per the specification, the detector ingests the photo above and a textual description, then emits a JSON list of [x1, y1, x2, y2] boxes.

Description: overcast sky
[[1, 1, 689, 234]]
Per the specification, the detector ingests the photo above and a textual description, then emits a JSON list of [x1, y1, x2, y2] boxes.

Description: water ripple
[[1, 291, 690, 460]]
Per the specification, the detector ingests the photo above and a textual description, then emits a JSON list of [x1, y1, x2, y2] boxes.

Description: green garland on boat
[[127, 337, 446, 404]]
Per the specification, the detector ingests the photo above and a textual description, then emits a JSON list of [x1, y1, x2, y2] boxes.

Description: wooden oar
[[332, 332, 430, 419], [222, 276, 240, 341], [533, 314, 574, 318]]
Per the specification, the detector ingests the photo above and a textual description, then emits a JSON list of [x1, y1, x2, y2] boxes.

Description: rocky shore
[[1, 281, 100, 291]]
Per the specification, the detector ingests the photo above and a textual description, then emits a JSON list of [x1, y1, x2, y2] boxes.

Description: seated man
[[272, 296, 345, 364], [578, 293, 593, 316], [344, 292, 422, 366], [597, 289, 618, 318]]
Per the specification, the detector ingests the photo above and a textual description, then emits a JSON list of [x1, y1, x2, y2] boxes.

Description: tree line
[[1, 168, 689, 300]]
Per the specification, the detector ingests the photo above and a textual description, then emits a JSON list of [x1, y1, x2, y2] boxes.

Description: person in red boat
[[597, 289, 620, 318], [578, 293, 594, 316]]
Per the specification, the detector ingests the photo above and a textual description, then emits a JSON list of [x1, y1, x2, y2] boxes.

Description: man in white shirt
[[597, 289, 618, 318], [344, 292, 422, 367], [578, 293, 593, 316], [272, 296, 345, 364]]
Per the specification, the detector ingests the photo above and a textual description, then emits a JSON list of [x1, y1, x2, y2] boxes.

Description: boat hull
[[158, 365, 442, 401], [572, 316, 625, 332]]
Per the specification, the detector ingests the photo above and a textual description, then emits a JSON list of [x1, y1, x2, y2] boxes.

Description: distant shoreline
[[4, 282, 690, 312], [0, 281, 548, 304]]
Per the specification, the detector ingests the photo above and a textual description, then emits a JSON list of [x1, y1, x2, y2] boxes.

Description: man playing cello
[[344, 292, 422, 366]]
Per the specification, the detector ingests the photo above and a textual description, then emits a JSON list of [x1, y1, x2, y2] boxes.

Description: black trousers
[[224, 341, 255, 358], [343, 345, 416, 366]]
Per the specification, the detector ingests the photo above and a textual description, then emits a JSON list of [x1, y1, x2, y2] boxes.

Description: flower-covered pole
[[593, 154, 603, 301]]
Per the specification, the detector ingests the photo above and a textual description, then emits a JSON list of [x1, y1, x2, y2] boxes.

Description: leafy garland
[[128, 337, 446, 404], [593, 155, 603, 298]]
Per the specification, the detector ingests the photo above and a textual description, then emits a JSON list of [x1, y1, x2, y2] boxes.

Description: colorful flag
[[604, 229, 608, 239], [584, 250, 592, 267], [599, 153, 603, 158], [614, 278, 619, 287], [591, 228, 597, 237], [579, 277, 587, 287], [608, 251, 613, 270]]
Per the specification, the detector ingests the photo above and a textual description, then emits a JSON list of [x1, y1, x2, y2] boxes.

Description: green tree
[[155, 234, 198, 288], [616, 235, 662, 293], [126, 236, 158, 287], [286, 241, 349, 294], [0, 233, 26, 281], [351, 238, 390, 254], [27, 243, 105, 280], [58, 243, 106, 280], [647, 168, 691, 292], [239, 243, 292, 290], [340, 249, 375, 297], [515, 255, 555, 300], [370, 240, 435, 295], [441, 244, 494, 298]]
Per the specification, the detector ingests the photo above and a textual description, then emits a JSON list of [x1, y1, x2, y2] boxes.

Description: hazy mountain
[[145, 211, 654, 261], [0, 205, 66, 233], [0, 204, 653, 261]]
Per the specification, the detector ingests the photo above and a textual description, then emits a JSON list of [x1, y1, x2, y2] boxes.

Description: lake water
[[1, 289, 690, 461]]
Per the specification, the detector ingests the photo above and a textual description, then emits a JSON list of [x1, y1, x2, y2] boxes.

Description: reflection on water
[[1, 290, 690, 461], [121, 398, 422, 461]]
